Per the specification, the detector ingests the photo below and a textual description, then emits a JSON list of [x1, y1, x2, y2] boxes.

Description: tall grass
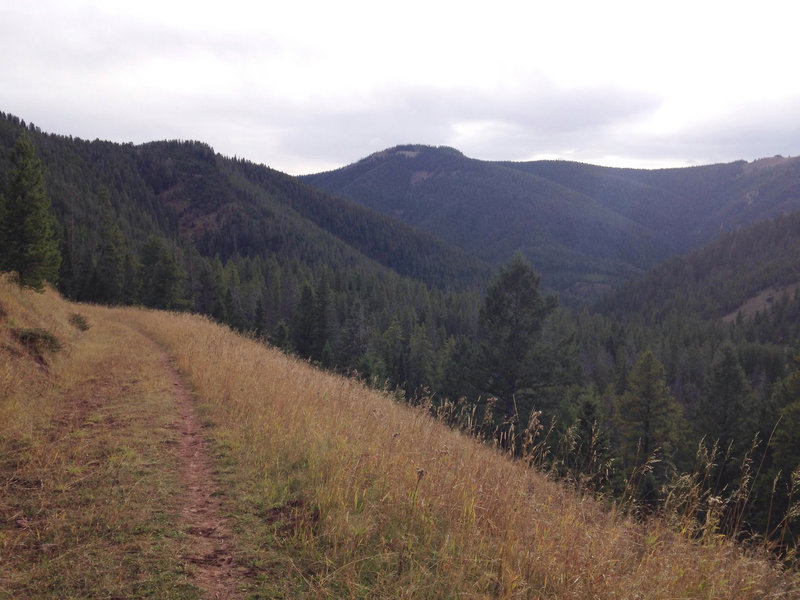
[[113, 306, 798, 598], [1, 279, 198, 598]]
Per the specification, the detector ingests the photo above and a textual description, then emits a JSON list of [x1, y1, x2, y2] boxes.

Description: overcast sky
[[2, 0, 799, 175]]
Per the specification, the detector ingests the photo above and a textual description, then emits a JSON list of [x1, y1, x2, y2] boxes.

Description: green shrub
[[69, 313, 91, 331], [12, 327, 63, 361]]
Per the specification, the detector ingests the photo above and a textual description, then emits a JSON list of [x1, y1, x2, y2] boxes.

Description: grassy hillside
[[2, 278, 796, 598], [0, 278, 198, 597]]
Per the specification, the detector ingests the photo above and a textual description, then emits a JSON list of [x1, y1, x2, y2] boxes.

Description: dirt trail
[[161, 351, 247, 599]]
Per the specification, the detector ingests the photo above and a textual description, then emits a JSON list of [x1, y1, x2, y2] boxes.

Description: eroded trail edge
[[160, 350, 247, 600]]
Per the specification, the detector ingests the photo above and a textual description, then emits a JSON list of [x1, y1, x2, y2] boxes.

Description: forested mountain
[[0, 120, 488, 292], [303, 146, 671, 296], [0, 113, 488, 392], [305, 144, 800, 547], [3, 110, 800, 553], [505, 156, 800, 250], [572, 210, 800, 545], [596, 210, 800, 326], [303, 146, 800, 298]]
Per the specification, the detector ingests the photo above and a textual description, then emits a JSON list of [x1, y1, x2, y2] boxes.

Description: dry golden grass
[[0, 278, 197, 598], [107, 304, 799, 599], [1, 276, 797, 598]]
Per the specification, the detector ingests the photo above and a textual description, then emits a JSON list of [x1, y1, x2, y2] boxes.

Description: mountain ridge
[[302, 145, 800, 297]]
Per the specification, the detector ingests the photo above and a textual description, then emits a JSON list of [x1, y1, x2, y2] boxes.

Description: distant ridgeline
[[303, 144, 800, 300], [3, 112, 800, 552]]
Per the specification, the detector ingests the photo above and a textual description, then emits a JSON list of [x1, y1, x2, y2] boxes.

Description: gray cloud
[[587, 97, 800, 168], [2, 3, 799, 175], [267, 84, 663, 172]]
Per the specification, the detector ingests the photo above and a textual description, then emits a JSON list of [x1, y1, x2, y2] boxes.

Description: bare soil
[[161, 351, 248, 599], [722, 282, 800, 323]]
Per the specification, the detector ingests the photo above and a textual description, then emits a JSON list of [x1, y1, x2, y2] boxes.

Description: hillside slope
[[0, 278, 221, 597], [0, 114, 487, 294], [303, 145, 671, 293], [506, 156, 800, 250], [303, 146, 800, 295], [596, 209, 800, 326], [0, 114, 489, 394], [2, 279, 795, 598]]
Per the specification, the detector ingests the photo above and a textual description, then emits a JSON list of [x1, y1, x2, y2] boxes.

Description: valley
[[2, 111, 800, 597]]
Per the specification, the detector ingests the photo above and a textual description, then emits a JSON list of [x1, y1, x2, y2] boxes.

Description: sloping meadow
[[0, 278, 199, 597], [112, 305, 797, 599]]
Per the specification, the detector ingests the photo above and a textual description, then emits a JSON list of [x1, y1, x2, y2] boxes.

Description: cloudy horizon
[[2, 0, 799, 175]]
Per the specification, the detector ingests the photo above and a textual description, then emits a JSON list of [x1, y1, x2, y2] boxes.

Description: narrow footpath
[[160, 350, 247, 600]]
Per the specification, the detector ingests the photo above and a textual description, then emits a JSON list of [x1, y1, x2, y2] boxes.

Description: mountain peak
[[367, 144, 465, 162]]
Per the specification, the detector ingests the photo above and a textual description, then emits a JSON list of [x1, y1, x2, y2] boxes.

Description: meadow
[[1, 277, 797, 598]]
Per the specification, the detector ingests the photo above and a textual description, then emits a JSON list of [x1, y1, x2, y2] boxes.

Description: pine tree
[[697, 343, 754, 456], [478, 254, 556, 416], [254, 297, 267, 337], [339, 300, 368, 370], [293, 284, 315, 357], [93, 188, 125, 304], [122, 251, 139, 305], [311, 277, 333, 361], [271, 320, 292, 352], [616, 349, 680, 475], [407, 323, 434, 397], [380, 318, 407, 385], [571, 391, 613, 491], [0, 132, 61, 289], [320, 340, 335, 370], [139, 236, 184, 309]]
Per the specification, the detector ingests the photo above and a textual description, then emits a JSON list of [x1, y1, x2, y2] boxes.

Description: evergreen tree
[[223, 263, 247, 331], [271, 320, 292, 352], [293, 284, 315, 357], [380, 318, 407, 385], [195, 255, 226, 321], [616, 349, 680, 496], [570, 390, 614, 491], [312, 277, 333, 361], [254, 297, 267, 337], [697, 343, 754, 455], [320, 340, 335, 370], [339, 300, 369, 370], [139, 236, 184, 309], [56, 229, 77, 298], [0, 132, 61, 289], [478, 254, 556, 416], [407, 323, 434, 397], [122, 251, 139, 304], [93, 188, 125, 304], [695, 343, 756, 494], [437, 335, 480, 403]]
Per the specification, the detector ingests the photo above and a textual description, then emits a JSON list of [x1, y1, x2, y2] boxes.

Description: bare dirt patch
[[161, 351, 249, 599], [723, 282, 800, 323], [410, 170, 432, 186]]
